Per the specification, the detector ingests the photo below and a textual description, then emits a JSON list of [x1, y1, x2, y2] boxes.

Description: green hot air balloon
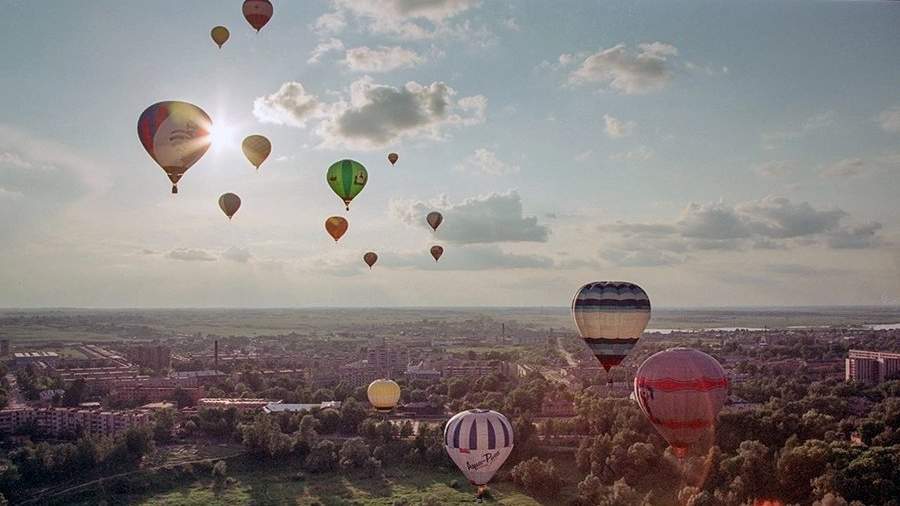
[[326, 159, 368, 211]]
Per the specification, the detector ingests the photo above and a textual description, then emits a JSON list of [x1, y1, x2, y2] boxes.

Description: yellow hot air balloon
[[211, 26, 230, 48], [218, 193, 241, 220], [242, 135, 271, 170], [367, 379, 401, 412]]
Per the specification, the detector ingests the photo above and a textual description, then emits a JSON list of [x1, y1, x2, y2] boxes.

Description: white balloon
[[444, 409, 514, 486]]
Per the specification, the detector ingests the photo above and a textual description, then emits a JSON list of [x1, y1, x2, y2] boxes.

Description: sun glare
[[207, 117, 237, 154]]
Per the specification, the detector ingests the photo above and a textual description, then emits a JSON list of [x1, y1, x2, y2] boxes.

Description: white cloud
[[307, 38, 344, 64], [820, 158, 865, 178], [317, 78, 486, 148], [252, 82, 321, 127], [762, 111, 835, 149], [455, 148, 519, 176], [877, 106, 900, 133], [389, 190, 549, 244], [343, 45, 424, 72], [380, 245, 554, 271], [314, 12, 347, 35], [574, 150, 593, 162], [595, 196, 881, 266], [753, 160, 795, 178], [330, 0, 480, 39], [503, 18, 520, 31], [609, 145, 654, 161], [603, 114, 635, 138], [222, 246, 252, 263], [166, 249, 216, 262], [568, 42, 679, 94]]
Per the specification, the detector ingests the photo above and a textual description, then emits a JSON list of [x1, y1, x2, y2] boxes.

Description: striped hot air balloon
[[634, 348, 729, 459], [137, 101, 211, 194], [444, 409, 514, 488], [571, 281, 651, 373]]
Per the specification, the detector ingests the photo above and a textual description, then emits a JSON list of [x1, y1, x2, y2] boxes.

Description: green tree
[[304, 440, 338, 473]]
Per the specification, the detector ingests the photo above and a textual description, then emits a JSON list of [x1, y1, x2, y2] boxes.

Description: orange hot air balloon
[[387, 153, 399, 165], [242, 135, 271, 170], [211, 26, 230, 48], [325, 216, 348, 242], [243, 0, 273, 32], [363, 252, 378, 269], [426, 211, 443, 231], [137, 101, 212, 194], [430, 245, 444, 262], [634, 348, 728, 459], [218, 193, 241, 220]]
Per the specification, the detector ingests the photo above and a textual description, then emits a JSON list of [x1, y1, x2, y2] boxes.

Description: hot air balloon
[[242, 135, 271, 170], [387, 153, 398, 165], [363, 252, 378, 269], [137, 101, 212, 194], [210, 26, 229, 48], [634, 348, 728, 459], [242, 0, 272, 32], [430, 245, 444, 262], [426, 212, 443, 231], [325, 216, 348, 242], [367, 379, 400, 413], [571, 281, 650, 378], [444, 409, 514, 495], [326, 159, 367, 211], [218, 193, 241, 220]]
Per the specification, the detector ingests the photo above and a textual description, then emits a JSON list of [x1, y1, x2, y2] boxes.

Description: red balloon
[[243, 0, 273, 32], [634, 348, 728, 458]]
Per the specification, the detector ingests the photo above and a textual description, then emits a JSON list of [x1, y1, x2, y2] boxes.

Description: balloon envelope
[[367, 379, 401, 412], [210, 26, 229, 48], [388, 153, 398, 165], [571, 281, 650, 371], [138, 101, 211, 194], [634, 348, 728, 458], [444, 409, 514, 486], [242, 0, 272, 31], [242, 135, 271, 169], [325, 216, 348, 242], [327, 159, 368, 210], [426, 212, 443, 231], [430, 245, 444, 262], [218, 193, 241, 219], [363, 252, 378, 269]]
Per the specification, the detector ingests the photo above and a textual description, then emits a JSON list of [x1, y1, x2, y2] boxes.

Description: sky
[[0, 0, 899, 308]]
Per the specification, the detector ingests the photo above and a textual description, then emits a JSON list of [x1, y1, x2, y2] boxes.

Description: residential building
[[846, 350, 900, 385], [197, 398, 278, 412], [0, 407, 149, 437], [126, 344, 171, 371]]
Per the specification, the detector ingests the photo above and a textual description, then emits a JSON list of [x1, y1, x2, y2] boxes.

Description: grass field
[[74, 461, 546, 506]]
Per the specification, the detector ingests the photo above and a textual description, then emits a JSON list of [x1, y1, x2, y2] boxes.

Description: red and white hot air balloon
[[634, 348, 728, 459]]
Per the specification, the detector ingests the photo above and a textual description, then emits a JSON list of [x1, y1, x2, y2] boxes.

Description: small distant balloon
[[218, 193, 241, 220], [210, 26, 230, 48], [363, 252, 378, 269], [241, 135, 271, 170], [387, 153, 398, 165], [326, 159, 367, 211], [426, 212, 443, 231], [430, 245, 444, 262], [243, 0, 273, 32], [325, 216, 348, 242], [137, 101, 212, 194]]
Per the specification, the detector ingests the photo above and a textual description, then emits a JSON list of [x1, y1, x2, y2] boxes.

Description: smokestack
[[214, 340, 219, 371]]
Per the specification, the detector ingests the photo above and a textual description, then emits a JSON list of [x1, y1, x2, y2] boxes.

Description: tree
[[61, 379, 86, 407], [577, 473, 604, 505], [339, 397, 368, 434], [510, 457, 562, 497], [339, 437, 370, 469], [212, 460, 227, 489], [304, 440, 338, 473], [241, 415, 293, 459], [152, 409, 176, 444]]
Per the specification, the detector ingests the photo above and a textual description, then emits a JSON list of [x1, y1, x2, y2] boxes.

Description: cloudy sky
[[1, 0, 899, 307]]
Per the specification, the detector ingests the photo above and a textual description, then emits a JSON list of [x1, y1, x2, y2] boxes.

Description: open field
[[1, 306, 898, 345], [61, 462, 545, 506]]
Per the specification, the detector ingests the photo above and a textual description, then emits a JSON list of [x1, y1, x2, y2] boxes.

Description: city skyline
[[1, 1, 899, 307]]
